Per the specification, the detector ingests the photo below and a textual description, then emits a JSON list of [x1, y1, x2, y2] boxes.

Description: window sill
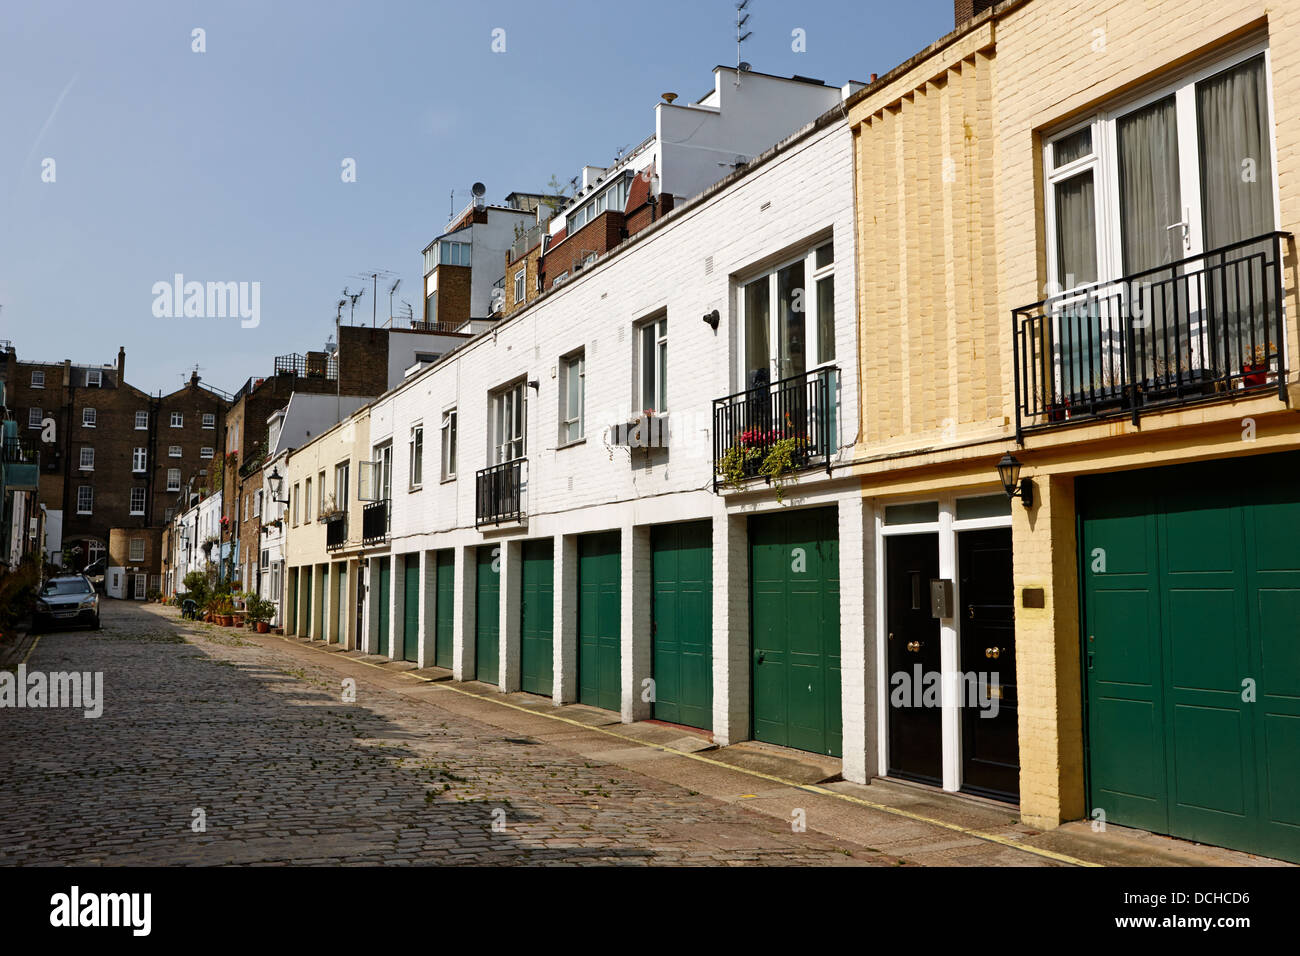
[[557, 437, 586, 450], [409, 484, 423, 493], [440, 475, 457, 484]]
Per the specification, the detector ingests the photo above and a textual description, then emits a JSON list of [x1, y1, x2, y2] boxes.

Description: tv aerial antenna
[[735, 1, 753, 86], [341, 286, 365, 326], [349, 270, 397, 327], [387, 278, 402, 325]]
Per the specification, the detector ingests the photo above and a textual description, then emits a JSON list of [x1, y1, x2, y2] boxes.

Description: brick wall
[[543, 210, 625, 288], [427, 266, 472, 328]]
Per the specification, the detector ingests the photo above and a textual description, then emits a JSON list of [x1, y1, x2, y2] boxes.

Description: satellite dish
[[471, 182, 486, 198], [739, 61, 752, 72]]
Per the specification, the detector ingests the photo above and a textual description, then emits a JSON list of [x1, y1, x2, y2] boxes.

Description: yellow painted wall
[[847, 0, 1300, 830]]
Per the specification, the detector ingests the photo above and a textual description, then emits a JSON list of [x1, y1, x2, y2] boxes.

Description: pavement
[[0, 600, 1289, 867]]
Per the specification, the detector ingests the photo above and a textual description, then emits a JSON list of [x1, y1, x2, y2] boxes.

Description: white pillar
[[453, 546, 475, 681], [838, 495, 876, 785], [622, 523, 652, 722], [712, 503, 750, 745], [418, 550, 435, 668], [500, 539, 522, 693], [554, 533, 578, 704]]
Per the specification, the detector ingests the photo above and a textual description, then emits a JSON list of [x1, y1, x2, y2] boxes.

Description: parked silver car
[[34, 575, 101, 631]]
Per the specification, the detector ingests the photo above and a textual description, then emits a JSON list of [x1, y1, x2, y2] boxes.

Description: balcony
[[476, 458, 526, 528], [361, 499, 389, 545], [1013, 232, 1290, 441], [713, 367, 837, 492], [325, 514, 347, 552], [2, 436, 39, 491], [274, 352, 337, 381]]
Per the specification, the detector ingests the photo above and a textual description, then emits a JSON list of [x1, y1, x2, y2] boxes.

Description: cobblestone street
[[0, 601, 881, 866]]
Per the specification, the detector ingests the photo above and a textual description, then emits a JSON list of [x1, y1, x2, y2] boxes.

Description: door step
[[709, 740, 843, 785]]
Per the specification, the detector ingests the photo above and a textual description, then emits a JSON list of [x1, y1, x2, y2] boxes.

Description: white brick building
[[290, 104, 875, 779]]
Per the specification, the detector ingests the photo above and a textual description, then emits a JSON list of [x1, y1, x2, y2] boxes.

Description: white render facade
[[321, 108, 878, 781]]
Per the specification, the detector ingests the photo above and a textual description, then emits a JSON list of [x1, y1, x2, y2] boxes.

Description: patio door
[[1044, 44, 1278, 403], [739, 243, 836, 391]]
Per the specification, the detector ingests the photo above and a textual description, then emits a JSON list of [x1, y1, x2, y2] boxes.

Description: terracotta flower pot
[[1242, 361, 1268, 388], [255, 621, 270, 634]]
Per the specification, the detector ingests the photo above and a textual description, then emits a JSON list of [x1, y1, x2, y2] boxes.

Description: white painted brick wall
[[339, 118, 867, 766]]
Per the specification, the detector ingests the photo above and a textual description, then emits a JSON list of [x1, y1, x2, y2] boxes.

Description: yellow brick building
[[846, 0, 1300, 862]]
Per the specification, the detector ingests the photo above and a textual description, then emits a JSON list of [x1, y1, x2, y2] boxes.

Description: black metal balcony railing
[[2, 437, 38, 464], [274, 352, 337, 380], [476, 458, 526, 528], [325, 515, 347, 552], [361, 499, 389, 544], [712, 367, 837, 492], [1013, 232, 1290, 441]]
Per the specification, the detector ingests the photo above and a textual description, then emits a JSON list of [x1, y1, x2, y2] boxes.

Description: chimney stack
[[117, 346, 125, 383], [955, 0, 996, 27]]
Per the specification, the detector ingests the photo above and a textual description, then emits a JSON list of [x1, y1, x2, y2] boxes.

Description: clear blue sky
[[1, 0, 956, 396]]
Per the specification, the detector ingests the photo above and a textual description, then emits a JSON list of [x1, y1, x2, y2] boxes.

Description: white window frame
[[132, 447, 147, 472], [130, 487, 146, 516], [254, 489, 263, 518], [409, 424, 424, 489], [737, 242, 837, 388], [200, 446, 214, 459], [513, 269, 526, 304], [167, 468, 181, 492], [79, 447, 94, 471], [30, 371, 44, 389], [171, 411, 184, 428], [636, 316, 668, 413], [86, 369, 102, 388], [135, 410, 148, 430], [129, 538, 145, 562], [28, 407, 42, 429], [441, 408, 457, 481], [373, 443, 393, 500], [333, 463, 349, 512], [76, 486, 93, 515], [1042, 38, 1279, 297], [202, 413, 215, 429], [169, 445, 182, 458], [82, 408, 96, 427], [559, 350, 585, 445], [489, 382, 526, 464]]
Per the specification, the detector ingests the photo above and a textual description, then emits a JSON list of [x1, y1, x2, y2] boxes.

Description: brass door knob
[[985, 646, 1002, 659], [907, 640, 921, 653]]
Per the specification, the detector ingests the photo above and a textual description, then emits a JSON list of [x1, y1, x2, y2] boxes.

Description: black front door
[[886, 533, 942, 784], [958, 528, 1019, 801]]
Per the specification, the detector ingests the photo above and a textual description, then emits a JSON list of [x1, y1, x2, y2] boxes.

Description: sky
[[0, 0, 956, 396]]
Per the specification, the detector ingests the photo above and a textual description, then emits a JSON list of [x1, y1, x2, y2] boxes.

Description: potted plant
[[1243, 344, 1271, 388], [245, 595, 274, 633]]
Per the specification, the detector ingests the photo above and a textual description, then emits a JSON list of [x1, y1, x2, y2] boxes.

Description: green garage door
[[520, 540, 554, 697], [475, 546, 500, 685], [376, 557, 390, 657], [651, 521, 712, 729], [579, 532, 621, 712], [402, 557, 420, 662], [1081, 453, 1300, 863], [435, 550, 454, 669], [750, 507, 841, 757]]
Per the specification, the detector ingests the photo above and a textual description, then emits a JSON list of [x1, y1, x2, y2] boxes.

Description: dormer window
[[86, 369, 102, 387]]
